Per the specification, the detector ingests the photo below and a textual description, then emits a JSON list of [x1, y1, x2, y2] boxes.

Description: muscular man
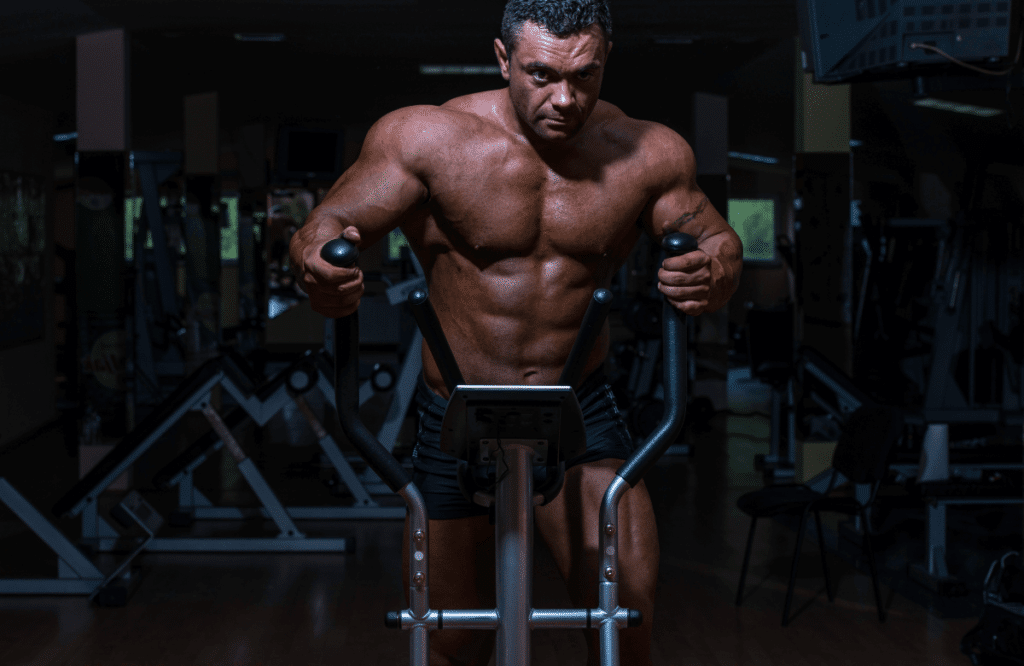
[[291, 1, 742, 664]]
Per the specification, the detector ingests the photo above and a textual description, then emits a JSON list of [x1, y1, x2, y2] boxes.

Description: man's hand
[[290, 225, 365, 318], [657, 249, 712, 316]]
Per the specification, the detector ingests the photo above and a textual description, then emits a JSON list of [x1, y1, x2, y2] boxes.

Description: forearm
[[289, 211, 345, 269], [699, 226, 743, 313]]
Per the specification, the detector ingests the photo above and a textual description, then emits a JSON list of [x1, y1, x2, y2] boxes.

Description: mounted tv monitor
[[797, 0, 1022, 84], [276, 127, 345, 182]]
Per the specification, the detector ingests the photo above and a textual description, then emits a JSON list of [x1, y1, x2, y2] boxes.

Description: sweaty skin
[[291, 21, 742, 666], [292, 23, 742, 401]]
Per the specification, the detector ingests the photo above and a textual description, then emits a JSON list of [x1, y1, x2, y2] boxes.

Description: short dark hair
[[501, 0, 612, 54]]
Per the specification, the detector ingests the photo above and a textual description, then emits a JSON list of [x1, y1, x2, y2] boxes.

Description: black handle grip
[[616, 232, 700, 488], [321, 236, 411, 493], [407, 289, 465, 396], [662, 232, 699, 257], [320, 238, 360, 267], [559, 289, 614, 388]]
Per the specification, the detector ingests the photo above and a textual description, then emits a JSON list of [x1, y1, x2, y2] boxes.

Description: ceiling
[[1, 0, 799, 137], [1, 0, 1021, 172]]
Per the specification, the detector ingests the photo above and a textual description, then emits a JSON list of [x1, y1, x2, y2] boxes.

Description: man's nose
[[550, 80, 573, 109]]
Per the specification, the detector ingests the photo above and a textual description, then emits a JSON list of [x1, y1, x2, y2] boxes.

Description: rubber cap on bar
[[385, 611, 400, 629], [628, 609, 643, 627], [320, 238, 360, 267], [662, 232, 699, 257]]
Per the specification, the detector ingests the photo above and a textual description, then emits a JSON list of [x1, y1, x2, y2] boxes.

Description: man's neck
[[498, 88, 587, 160]]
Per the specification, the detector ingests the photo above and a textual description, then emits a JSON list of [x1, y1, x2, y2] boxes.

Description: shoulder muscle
[[640, 122, 696, 190], [361, 105, 457, 175]]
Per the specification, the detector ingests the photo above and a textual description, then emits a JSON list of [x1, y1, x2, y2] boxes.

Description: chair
[[734, 404, 904, 626]]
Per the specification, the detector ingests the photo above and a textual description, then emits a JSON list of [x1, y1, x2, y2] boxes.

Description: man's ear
[[494, 38, 511, 81]]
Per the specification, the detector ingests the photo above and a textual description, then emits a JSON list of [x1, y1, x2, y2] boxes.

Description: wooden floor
[[0, 377, 978, 666]]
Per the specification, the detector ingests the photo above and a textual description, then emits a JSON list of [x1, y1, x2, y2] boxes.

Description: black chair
[[734, 404, 904, 626]]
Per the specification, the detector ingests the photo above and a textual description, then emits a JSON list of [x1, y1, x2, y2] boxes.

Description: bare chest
[[418, 142, 649, 264]]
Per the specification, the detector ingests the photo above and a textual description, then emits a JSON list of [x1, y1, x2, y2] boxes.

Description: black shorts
[[411, 368, 636, 520]]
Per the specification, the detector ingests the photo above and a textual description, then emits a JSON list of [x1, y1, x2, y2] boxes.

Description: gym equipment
[[322, 232, 697, 666], [613, 295, 699, 456], [321, 253, 428, 495], [127, 151, 187, 406], [52, 351, 368, 554], [918, 222, 1022, 425], [961, 551, 1024, 665], [150, 350, 406, 526], [0, 478, 160, 605], [904, 425, 1023, 596], [871, 211, 1023, 593]]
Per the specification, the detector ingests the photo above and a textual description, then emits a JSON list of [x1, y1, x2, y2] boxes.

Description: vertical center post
[[494, 441, 535, 666]]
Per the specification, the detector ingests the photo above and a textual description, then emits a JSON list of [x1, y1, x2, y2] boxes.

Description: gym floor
[[1, 371, 976, 666]]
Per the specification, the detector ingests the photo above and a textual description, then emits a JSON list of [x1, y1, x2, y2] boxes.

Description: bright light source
[[728, 151, 779, 165], [234, 33, 285, 42], [53, 132, 78, 142], [419, 65, 501, 76], [913, 98, 1003, 117]]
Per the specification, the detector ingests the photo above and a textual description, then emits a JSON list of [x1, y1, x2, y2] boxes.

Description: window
[[219, 196, 239, 263], [388, 227, 410, 262], [728, 199, 776, 263], [124, 195, 239, 262]]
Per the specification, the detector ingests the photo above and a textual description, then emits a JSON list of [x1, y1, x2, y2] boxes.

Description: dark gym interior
[[1, 1, 1022, 664]]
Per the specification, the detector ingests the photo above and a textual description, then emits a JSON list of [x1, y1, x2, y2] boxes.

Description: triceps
[[665, 193, 709, 234]]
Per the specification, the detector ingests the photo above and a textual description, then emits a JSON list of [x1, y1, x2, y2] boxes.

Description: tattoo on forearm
[[667, 194, 709, 232]]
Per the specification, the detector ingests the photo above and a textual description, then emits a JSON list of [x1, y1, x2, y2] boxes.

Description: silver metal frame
[[0, 478, 104, 595], [65, 351, 413, 555], [388, 431, 637, 666], [323, 233, 697, 666]]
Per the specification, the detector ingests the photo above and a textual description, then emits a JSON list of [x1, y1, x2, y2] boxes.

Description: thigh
[[535, 459, 658, 666], [403, 515, 496, 666]]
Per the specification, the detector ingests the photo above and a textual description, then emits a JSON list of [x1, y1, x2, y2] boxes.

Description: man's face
[[495, 21, 610, 144]]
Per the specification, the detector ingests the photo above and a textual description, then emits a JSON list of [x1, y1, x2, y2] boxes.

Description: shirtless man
[[290, 1, 742, 664]]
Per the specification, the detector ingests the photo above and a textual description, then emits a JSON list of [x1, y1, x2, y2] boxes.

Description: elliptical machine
[[323, 232, 698, 666]]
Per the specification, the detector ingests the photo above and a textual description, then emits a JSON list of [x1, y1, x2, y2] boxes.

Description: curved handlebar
[[559, 289, 614, 388], [321, 239, 411, 493], [615, 232, 699, 487], [407, 289, 465, 396], [320, 232, 701, 492]]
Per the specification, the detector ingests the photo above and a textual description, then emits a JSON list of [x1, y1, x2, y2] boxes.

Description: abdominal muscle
[[419, 253, 612, 400]]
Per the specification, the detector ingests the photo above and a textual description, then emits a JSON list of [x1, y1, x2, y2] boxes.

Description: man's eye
[[578, 71, 593, 80], [532, 71, 548, 82]]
